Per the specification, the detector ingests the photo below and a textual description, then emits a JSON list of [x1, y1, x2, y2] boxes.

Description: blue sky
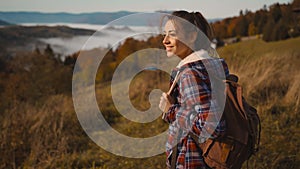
[[0, 0, 292, 19]]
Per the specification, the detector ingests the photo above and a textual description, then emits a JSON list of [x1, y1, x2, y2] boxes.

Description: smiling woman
[[161, 11, 214, 58], [159, 10, 229, 169]]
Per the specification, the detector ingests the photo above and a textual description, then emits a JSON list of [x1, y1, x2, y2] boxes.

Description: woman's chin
[[166, 51, 175, 57]]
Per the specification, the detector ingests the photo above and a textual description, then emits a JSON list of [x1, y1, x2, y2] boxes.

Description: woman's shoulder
[[179, 58, 229, 77], [179, 58, 228, 70]]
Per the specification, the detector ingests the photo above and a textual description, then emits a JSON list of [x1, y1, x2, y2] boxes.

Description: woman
[[159, 11, 229, 169]]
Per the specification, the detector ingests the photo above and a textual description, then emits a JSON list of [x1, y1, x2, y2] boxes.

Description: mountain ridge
[[0, 11, 221, 25], [0, 18, 12, 25]]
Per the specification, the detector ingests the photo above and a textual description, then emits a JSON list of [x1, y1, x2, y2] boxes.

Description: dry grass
[[0, 37, 299, 168], [218, 37, 300, 169]]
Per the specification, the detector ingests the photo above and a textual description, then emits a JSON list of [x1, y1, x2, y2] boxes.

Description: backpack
[[189, 74, 261, 169]]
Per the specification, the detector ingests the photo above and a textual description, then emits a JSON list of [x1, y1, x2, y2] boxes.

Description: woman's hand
[[159, 92, 175, 113]]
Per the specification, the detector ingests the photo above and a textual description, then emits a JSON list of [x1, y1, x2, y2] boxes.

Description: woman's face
[[162, 20, 192, 58]]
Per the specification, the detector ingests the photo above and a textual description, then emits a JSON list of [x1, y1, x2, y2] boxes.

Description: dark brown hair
[[171, 10, 214, 40], [161, 10, 214, 51]]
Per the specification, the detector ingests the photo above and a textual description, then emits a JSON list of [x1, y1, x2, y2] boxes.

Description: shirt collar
[[176, 49, 215, 68]]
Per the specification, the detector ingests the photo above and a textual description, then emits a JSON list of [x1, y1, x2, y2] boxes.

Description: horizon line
[[0, 10, 225, 20]]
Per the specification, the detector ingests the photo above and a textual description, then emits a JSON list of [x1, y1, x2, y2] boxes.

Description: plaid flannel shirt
[[163, 58, 229, 169]]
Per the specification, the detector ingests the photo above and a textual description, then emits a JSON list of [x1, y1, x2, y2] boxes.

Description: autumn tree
[[248, 22, 258, 36]]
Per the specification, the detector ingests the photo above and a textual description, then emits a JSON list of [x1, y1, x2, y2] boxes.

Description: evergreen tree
[[257, 11, 268, 34], [263, 20, 276, 41], [272, 19, 290, 41], [44, 44, 54, 57], [270, 3, 282, 23], [34, 47, 41, 55], [236, 15, 249, 36]]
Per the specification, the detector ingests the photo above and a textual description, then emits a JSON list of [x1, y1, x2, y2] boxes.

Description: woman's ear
[[189, 31, 198, 43], [186, 31, 198, 48]]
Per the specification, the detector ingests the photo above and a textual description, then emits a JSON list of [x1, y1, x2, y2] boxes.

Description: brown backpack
[[189, 74, 261, 169]]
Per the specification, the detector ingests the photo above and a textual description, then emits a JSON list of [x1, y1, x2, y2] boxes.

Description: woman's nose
[[162, 35, 170, 45]]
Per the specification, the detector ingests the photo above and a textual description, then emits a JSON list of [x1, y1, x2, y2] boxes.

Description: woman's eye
[[162, 31, 177, 38], [169, 33, 176, 37]]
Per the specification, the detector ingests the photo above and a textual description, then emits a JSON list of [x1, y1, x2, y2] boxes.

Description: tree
[[227, 18, 238, 37], [270, 3, 282, 23], [262, 20, 276, 41], [292, 0, 300, 8], [116, 38, 139, 64], [0, 56, 6, 72], [239, 10, 244, 16], [271, 19, 290, 41], [257, 11, 268, 34], [236, 15, 249, 36], [263, 4, 267, 11], [44, 44, 54, 57], [212, 20, 229, 39], [248, 22, 258, 36]]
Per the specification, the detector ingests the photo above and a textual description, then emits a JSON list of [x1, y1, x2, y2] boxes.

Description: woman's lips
[[165, 46, 173, 51]]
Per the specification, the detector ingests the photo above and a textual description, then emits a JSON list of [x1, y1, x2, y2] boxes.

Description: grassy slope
[[2, 37, 298, 169], [218, 37, 300, 168], [92, 37, 300, 168]]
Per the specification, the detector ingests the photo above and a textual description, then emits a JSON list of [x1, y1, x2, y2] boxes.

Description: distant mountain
[[208, 18, 223, 23], [0, 25, 96, 51], [0, 11, 133, 25], [0, 19, 12, 26], [0, 11, 140, 25], [0, 11, 221, 25]]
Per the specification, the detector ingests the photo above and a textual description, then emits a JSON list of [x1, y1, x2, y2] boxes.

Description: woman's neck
[[179, 48, 193, 60]]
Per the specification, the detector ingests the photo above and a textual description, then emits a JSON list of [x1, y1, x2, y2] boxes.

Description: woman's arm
[[175, 68, 225, 139], [162, 103, 180, 123]]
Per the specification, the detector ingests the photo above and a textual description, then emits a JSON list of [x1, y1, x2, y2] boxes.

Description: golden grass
[[218, 37, 300, 169], [1, 37, 299, 168]]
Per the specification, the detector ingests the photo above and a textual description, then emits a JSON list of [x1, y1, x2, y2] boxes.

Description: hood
[[176, 49, 218, 68]]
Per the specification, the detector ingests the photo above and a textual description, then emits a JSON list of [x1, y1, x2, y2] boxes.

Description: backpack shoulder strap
[[162, 71, 181, 119], [226, 81, 247, 119], [236, 85, 246, 113], [167, 71, 181, 95]]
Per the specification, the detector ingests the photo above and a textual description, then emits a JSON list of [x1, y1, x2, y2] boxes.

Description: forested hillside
[[212, 0, 300, 42]]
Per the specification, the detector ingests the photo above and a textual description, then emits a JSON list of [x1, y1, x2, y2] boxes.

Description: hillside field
[[0, 37, 299, 169]]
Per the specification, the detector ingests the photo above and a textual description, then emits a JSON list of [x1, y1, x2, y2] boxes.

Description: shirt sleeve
[[162, 103, 179, 123], [175, 68, 225, 139]]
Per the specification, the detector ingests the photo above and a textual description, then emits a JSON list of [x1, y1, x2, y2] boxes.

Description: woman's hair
[[171, 10, 214, 40], [161, 10, 214, 51]]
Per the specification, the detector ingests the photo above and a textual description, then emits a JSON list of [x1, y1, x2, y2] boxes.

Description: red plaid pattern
[[163, 58, 229, 169]]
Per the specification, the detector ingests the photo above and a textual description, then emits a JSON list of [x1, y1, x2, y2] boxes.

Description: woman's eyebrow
[[163, 30, 176, 34]]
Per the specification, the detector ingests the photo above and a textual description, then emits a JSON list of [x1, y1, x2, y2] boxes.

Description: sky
[[0, 0, 292, 19]]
